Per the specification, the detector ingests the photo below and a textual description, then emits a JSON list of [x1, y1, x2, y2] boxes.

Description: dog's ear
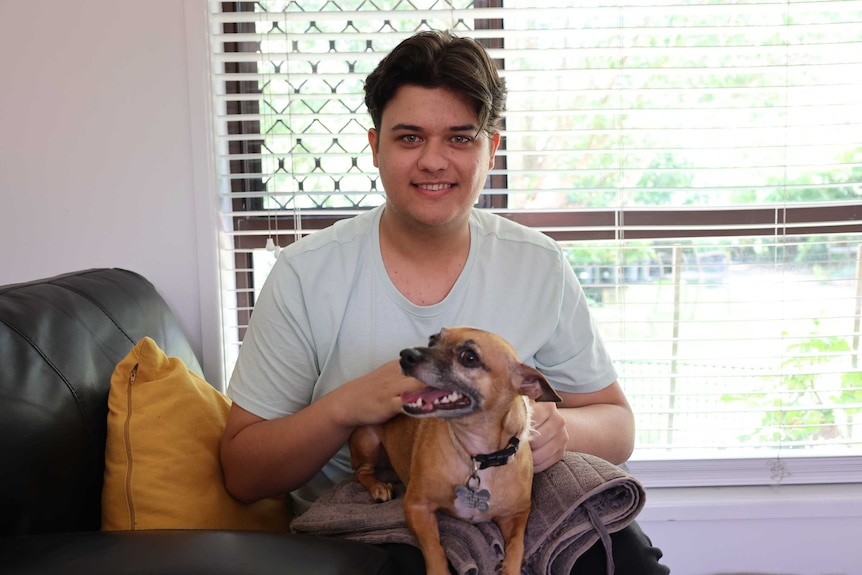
[[515, 363, 563, 403]]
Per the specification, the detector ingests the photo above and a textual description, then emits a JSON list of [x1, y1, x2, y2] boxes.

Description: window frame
[[209, 0, 862, 487]]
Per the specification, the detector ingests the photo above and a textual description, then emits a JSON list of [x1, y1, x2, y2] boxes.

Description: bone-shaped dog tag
[[455, 484, 491, 512]]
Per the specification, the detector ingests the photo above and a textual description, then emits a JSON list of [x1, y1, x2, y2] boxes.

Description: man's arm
[[529, 381, 635, 471], [220, 360, 424, 504]]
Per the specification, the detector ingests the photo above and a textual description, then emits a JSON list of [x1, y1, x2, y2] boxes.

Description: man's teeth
[[420, 183, 448, 191], [406, 391, 463, 409]]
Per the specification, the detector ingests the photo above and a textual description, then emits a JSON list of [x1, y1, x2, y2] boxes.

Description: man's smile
[[415, 182, 455, 192]]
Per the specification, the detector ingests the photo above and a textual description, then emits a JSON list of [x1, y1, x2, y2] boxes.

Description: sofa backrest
[[0, 268, 203, 536]]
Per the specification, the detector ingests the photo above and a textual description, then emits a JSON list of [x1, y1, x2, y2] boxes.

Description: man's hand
[[528, 383, 635, 470], [529, 401, 569, 472], [331, 359, 426, 428]]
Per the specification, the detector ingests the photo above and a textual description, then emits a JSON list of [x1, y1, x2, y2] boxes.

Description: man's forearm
[[221, 361, 423, 503], [559, 402, 635, 465], [220, 394, 355, 503]]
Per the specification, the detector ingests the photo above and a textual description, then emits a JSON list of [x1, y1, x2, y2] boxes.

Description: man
[[221, 29, 667, 573]]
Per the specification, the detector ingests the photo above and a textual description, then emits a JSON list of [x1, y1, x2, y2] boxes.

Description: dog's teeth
[[433, 392, 462, 406]]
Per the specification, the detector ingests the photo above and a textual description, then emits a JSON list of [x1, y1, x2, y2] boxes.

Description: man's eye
[[401, 134, 421, 143], [459, 349, 480, 367], [451, 135, 473, 144]]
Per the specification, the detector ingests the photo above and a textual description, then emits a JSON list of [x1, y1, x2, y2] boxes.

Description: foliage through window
[[208, 0, 862, 484]]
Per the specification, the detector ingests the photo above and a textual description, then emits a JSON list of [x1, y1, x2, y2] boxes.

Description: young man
[[221, 30, 668, 573]]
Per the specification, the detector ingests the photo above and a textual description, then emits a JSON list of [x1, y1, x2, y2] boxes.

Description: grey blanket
[[291, 452, 645, 575]]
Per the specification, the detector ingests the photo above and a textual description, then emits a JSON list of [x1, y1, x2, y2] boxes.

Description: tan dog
[[349, 327, 562, 575]]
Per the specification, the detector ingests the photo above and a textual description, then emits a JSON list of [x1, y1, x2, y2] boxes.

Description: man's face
[[369, 85, 500, 231]]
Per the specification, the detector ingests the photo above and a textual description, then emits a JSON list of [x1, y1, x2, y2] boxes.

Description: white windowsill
[[638, 482, 862, 522], [626, 454, 862, 488], [626, 456, 862, 523]]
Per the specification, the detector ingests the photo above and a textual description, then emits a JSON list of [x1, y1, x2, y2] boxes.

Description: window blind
[[208, 0, 862, 485]]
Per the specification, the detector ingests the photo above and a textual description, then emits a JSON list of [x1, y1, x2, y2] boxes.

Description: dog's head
[[398, 327, 562, 419]]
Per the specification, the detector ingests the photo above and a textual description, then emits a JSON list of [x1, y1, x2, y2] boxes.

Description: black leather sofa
[[0, 268, 394, 574]]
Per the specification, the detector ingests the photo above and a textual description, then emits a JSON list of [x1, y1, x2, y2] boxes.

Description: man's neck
[[378, 207, 470, 260], [378, 208, 471, 306]]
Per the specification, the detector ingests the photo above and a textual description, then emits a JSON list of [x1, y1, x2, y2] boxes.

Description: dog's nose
[[399, 347, 424, 371]]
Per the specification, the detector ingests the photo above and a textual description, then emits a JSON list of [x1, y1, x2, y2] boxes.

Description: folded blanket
[[291, 452, 645, 575]]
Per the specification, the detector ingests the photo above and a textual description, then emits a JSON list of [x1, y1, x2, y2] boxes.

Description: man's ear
[[368, 128, 380, 167], [488, 131, 501, 168], [516, 363, 562, 403]]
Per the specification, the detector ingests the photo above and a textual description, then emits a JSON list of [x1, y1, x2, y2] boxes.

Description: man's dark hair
[[364, 30, 507, 136]]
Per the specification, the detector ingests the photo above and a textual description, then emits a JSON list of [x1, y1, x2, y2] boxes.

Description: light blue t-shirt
[[228, 205, 617, 513]]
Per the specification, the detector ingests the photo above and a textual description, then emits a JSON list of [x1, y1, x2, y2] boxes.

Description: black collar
[[472, 436, 520, 470]]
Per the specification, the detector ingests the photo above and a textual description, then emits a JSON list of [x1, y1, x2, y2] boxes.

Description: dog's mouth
[[401, 386, 474, 416]]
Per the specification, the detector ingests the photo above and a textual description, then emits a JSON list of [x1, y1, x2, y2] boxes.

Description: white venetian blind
[[207, 0, 862, 484]]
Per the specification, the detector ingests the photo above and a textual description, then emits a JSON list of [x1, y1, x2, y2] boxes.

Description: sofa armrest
[[0, 531, 396, 575], [0, 268, 203, 535]]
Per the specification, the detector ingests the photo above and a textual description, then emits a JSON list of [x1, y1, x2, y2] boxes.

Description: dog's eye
[[459, 349, 481, 368]]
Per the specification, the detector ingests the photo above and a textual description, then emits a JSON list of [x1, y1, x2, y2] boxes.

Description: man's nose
[[417, 140, 449, 171]]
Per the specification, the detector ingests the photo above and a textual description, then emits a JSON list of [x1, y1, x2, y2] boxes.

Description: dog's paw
[[370, 482, 393, 503]]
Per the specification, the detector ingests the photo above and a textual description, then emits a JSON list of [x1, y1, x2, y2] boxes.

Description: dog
[[348, 326, 562, 575]]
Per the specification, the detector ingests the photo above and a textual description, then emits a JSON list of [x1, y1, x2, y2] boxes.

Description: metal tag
[[454, 484, 491, 512]]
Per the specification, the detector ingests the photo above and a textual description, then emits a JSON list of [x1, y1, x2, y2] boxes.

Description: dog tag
[[455, 484, 491, 512]]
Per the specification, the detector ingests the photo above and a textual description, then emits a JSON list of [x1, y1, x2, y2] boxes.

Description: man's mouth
[[401, 386, 472, 415], [415, 183, 453, 192]]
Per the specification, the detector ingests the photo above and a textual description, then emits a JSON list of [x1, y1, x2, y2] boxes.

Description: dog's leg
[[403, 497, 449, 575], [494, 511, 530, 575], [348, 426, 393, 502]]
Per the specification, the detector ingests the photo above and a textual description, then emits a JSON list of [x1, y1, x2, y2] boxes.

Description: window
[[207, 0, 862, 485]]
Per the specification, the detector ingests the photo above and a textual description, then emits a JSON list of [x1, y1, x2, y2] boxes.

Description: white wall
[[0, 1, 858, 573], [0, 0, 220, 383], [643, 514, 861, 575], [638, 483, 862, 574]]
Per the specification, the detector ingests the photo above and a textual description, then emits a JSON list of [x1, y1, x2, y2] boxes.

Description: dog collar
[[453, 435, 521, 512], [473, 436, 520, 470]]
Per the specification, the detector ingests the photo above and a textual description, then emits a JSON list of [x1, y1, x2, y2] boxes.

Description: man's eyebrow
[[390, 123, 423, 132], [450, 124, 479, 133], [390, 122, 478, 133]]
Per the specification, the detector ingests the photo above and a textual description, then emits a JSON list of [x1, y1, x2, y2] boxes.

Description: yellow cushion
[[101, 337, 291, 531]]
